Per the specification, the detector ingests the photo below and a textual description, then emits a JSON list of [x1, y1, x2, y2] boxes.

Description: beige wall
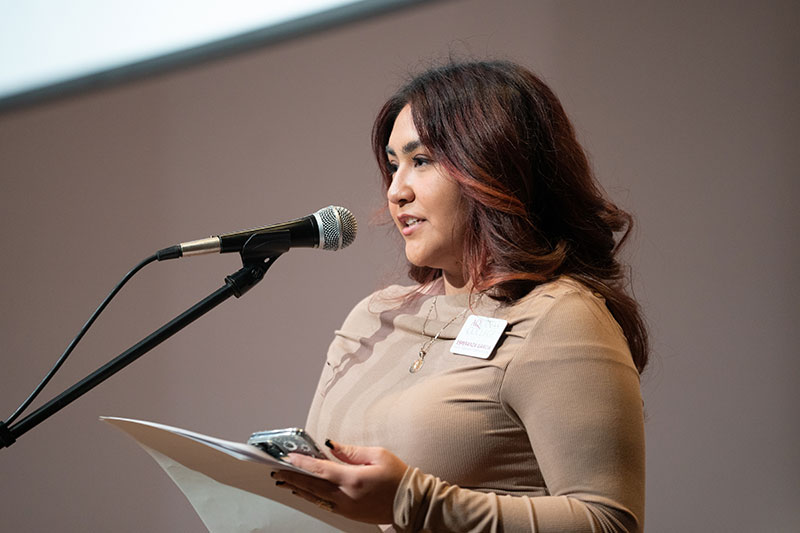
[[1, 1, 797, 530]]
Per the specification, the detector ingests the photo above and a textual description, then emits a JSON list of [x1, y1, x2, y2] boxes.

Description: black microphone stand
[[0, 231, 290, 450]]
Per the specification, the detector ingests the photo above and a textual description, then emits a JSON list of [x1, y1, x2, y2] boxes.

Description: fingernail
[[325, 438, 335, 450], [275, 480, 285, 486]]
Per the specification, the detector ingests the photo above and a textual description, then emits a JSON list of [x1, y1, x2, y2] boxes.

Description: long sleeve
[[391, 288, 645, 532]]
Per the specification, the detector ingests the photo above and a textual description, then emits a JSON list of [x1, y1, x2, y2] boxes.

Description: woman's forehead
[[387, 106, 421, 154]]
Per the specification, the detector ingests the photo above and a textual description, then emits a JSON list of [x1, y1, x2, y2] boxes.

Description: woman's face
[[386, 105, 466, 283]]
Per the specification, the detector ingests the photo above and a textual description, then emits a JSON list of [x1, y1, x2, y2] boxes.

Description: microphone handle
[[219, 215, 320, 252]]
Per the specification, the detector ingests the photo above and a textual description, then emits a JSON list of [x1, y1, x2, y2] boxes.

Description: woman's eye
[[387, 162, 398, 174], [413, 156, 431, 167]]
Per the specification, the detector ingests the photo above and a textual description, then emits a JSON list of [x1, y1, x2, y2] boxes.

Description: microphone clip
[[240, 230, 291, 264], [225, 230, 290, 298]]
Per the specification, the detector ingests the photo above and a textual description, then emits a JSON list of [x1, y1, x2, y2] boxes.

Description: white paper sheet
[[102, 417, 379, 533]]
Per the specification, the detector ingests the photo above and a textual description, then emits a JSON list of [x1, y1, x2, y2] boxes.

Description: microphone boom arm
[[0, 232, 290, 449]]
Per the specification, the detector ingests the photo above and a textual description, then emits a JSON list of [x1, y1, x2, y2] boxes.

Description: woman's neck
[[442, 271, 472, 295]]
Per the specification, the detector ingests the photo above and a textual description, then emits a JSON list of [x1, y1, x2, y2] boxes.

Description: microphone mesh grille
[[317, 206, 357, 251]]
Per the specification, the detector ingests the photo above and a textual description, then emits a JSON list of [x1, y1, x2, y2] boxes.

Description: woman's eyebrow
[[386, 139, 422, 156]]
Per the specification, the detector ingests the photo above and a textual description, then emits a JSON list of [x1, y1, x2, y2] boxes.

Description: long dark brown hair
[[372, 61, 648, 373]]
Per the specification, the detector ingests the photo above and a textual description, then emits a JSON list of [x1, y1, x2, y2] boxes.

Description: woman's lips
[[398, 215, 425, 236], [401, 220, 424, 236]]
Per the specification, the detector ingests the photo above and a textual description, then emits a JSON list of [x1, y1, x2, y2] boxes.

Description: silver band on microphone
[[313, 211, 325, 251]]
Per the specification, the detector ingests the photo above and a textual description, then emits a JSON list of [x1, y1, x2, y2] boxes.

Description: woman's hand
[[272, 440, 408, 524]]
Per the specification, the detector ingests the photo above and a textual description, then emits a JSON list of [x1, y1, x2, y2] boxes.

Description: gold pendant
[[409, 358, 424, 373]]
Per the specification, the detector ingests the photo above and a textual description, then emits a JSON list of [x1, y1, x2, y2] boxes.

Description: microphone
[[156, 206, 357, 260]]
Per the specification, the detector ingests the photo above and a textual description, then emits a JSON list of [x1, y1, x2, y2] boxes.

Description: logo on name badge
[[450, 315, 508, 359]]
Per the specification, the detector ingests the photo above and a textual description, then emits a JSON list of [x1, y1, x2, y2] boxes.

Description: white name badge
[[450, 315, 508, 359]]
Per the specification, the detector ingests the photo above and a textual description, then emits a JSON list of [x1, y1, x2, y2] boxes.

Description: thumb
[[325, 439, 377, 465]]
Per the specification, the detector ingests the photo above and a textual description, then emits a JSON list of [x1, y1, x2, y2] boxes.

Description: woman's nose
[[387, 168, 414, 206]]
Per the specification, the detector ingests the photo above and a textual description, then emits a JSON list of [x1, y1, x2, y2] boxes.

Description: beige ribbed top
[[306, 278, 644, 532]]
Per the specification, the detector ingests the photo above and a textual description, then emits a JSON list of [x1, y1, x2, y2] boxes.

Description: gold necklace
[[409, 296, 470, 374]]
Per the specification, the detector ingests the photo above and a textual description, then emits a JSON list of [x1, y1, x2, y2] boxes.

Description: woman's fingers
[[283, 453, 348, 485], [273, 464, 339, 497], [324, 440, 376, 465], [278, 482, 337, 513]]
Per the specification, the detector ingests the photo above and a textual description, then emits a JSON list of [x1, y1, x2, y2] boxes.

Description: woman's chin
[[403, 246, 426, 268]]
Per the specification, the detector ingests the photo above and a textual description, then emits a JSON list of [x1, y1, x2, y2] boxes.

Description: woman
[[274, 60, 647, 533]]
